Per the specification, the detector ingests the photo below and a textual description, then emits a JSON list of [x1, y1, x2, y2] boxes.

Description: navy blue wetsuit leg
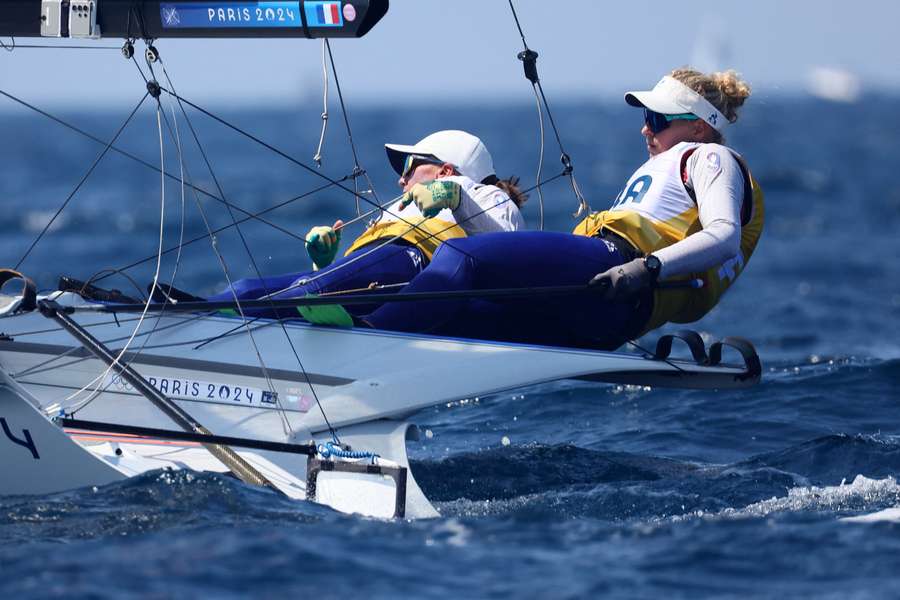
[[364, 231, 643, 349], [207, 242, 426, 318]]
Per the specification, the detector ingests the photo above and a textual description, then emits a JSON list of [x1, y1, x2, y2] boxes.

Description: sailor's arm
[[588, 145, 744, 299], [652, 145, 743, 279]]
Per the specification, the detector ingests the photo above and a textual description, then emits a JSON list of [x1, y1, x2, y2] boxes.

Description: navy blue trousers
[[208, 241, 426, 318], [363, 232, 649, 350]]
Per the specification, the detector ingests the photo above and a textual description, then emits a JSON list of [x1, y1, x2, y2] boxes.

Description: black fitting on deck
[[560, 152, 573, 174]]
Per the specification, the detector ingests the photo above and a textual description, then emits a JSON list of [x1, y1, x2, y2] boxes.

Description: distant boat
[[807, 67, 862, 103]]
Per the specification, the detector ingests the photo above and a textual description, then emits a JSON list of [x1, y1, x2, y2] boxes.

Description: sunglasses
[[401, 154, 444, 179], [643, 108, 699, 134]]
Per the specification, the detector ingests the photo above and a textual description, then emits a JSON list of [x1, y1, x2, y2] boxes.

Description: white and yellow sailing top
[[345, 174, 524, 260], [574, 141, 765, 332]]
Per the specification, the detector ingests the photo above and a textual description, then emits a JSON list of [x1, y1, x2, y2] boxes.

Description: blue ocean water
[[1, 91, 900, 598]]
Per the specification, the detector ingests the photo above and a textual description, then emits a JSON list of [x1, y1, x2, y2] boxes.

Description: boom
[[0, 0, 388, 39]]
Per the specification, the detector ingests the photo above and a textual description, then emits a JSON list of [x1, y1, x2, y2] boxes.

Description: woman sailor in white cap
[[203, 130, 526, 320], [364, 69, 764, 349]]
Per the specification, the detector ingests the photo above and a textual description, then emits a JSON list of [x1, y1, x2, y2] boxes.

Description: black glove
[[588, 257, 658, 301]]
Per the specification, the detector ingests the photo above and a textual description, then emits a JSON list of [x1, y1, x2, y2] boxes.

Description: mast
[[0, 1, 388, 39]]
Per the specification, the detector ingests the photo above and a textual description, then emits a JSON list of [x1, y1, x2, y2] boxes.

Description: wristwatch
[[643, 254, 662, 282]]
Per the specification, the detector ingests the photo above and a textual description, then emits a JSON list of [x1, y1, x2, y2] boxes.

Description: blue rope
[[317, 441, 376, 460]]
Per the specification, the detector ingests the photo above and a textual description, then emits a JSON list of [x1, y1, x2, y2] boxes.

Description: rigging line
[[25, 313, 246, 386], [156, 85, 479, 263], [193, 317, 262, 350], [507, 0, 590, 218], [0, 89, 309, 246], [313, 38, 329, 167], [507, 0, 529, 47], [5, 311, 204, 341], [97, 93, 191, 391], [507, 0, 546, 229], [12, 312, 212, 381], [68, 101, 172, 414], [76, 91, 199, 414], [1, 37, 15, 51], [97, 178, 347, 282], [154, 60, 279, 389], [13, 92, 150, 271], [156, 58, 344, 443], [532, 81, 547, 231], [132, 51, 336, 288], [335, 190, 404, 229], [157, 57, 303, 439], [325, 39, 382, 214]]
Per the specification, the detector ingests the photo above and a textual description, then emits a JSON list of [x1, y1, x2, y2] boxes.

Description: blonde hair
[[670, 68, 751, 124]]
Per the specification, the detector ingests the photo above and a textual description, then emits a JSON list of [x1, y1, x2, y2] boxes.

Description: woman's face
[[641, 118, 703, 157], [398, 160, 452, 192]]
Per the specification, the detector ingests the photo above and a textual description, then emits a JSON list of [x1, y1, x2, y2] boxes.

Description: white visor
[[625, 76, 730, 133]]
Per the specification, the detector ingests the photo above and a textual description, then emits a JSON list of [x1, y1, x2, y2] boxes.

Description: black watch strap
[[644, 255, 662, 282]]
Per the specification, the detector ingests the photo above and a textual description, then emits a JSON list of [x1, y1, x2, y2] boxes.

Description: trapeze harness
[[574, 141, 766, 334]]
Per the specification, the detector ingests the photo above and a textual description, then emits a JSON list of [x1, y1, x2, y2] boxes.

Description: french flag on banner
[[307, 1, 343, 27]]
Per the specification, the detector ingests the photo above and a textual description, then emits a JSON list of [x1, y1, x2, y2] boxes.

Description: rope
[[317, 441, 376, 460], [312, 39, 329, 167], [14, 93, 149, 270], [0, 89, 309, 249], [98, 178, 349, 280], [78, 91, 196, 412], [532, 81, 547, 230], [507, 0, 590, 218], [153, 44, 340, 443], [67, 100, 171, 414], [325, 39, 381, 217], [153, 86, 479, 265], [148, 52, 295, 437]]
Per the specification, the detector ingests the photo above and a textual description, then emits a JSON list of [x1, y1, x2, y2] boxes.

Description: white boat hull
[[0, 297, 757, 518]]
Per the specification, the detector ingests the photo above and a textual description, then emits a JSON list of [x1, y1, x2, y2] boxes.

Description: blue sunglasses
[[643, 108, 699, 134]]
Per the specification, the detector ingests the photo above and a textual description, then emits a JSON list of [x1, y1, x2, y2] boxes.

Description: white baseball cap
[[385, 130, 496, 184], [625, 76, 730, 133]]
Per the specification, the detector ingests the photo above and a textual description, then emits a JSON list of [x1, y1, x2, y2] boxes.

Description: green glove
[[399, 180, 461, 217], [305, 224, 341, 270]]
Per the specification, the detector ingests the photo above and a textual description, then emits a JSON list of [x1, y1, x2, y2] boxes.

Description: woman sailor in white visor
[[364, 69, 764, 349]]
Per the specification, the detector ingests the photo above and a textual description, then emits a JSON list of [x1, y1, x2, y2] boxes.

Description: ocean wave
[[673, 474, 900, 523], [739, 433, 900, 484], [412, 443, 697, 503], [0, 469, 329, 543]]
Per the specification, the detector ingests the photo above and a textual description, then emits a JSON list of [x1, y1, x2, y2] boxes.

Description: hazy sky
[[1, 0, 898, 109]]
